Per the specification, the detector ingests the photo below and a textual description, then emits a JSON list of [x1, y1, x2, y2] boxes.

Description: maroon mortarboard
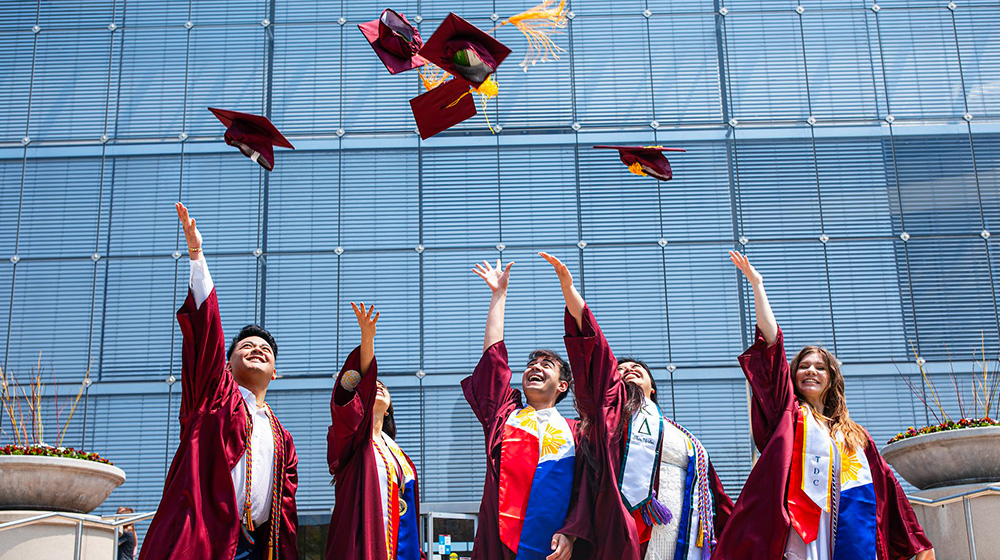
[[418, 12, 511, 86], [358, 8, 427, 75], [208, 107, 294, 171], [593, 145, 687, 182], [409, 78, 477, 139]]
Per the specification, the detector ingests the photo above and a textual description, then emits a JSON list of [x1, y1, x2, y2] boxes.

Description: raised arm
[[539, 252, 584, 330], [462, 260, 518, 429], [174, 202, 228, 418], [473, 259, 513, 352], [328, 303, 380, 474], [729, 251, 777, 346]]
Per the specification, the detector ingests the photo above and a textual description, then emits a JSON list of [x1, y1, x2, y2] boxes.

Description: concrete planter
[[0, 455, 125, 513], [882, 426, 1000, 490]]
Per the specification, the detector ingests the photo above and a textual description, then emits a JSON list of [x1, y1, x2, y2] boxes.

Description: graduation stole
[[832, 435, 877, 560], [498, 406, 576, 560], [787, 406, 835, 544], [239, 402, 285, 560], [383, 436, 422, 560], [619, 397, 673, 531]]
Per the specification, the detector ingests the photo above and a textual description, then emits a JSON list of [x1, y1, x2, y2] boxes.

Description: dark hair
[[227, 324, 278, 360], [528, 349, 572, 404], [377, 381, 398, 439], [383, 403, 397, 439]]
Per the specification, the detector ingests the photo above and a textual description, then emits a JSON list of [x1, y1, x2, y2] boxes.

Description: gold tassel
[[473, 76, 499, 134], [628, 161, 647, 177], [419, 63, 449, 91], [498, 0, 568, 72]]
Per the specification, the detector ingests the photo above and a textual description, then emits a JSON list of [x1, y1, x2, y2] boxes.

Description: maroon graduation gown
[[461, 341, 594, 560], [713, 325, 932, 560], [140, 288, 299, 560], [562, 306, 733, 560], [327, 348, 422, 560]]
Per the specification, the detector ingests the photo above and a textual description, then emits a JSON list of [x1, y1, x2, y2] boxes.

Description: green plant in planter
[[0, 356, 111, 464], [889, 340, 1000, 445]]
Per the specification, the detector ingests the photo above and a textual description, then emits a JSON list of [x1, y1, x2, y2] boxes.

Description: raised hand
[[175, 202, 203, 260], [729, 250, 777, 344], [351, 302, 379, 341], [539, 252, 573, 288], [473, 260, 513, 294], [729, 250, 763, 286], [538, 252, 585, 328], [352, 302, 379, 375]]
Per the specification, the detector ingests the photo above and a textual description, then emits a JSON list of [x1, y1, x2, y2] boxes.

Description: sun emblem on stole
[[837, 441, 862, 484], [515, 407, 538, 431], [541, 424, 566, 457]]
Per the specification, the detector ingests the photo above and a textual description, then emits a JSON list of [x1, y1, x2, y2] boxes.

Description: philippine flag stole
[[498, 406, 576, 560], [832, 438, 876, 560]]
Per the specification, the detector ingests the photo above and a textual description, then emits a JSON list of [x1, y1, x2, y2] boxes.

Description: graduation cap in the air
[[418, 13, 511, 86], [208, 108, 294, 171], [409, 78, 478, 140], [593, 145, 687, 182], [358, 8, 427, 75]]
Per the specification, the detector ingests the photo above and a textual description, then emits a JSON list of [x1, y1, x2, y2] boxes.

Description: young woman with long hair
[[541, 252, 732, 560], [715, 251, 934, 560], [327, 303, 421, 560]]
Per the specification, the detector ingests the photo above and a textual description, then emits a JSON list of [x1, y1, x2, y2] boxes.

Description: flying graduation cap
[[358, 8, 427, 75], [418, 13, 511, 87], [409, 78, 478, 140], [208, 108, 294, 171], [593, 145, 687, 182]]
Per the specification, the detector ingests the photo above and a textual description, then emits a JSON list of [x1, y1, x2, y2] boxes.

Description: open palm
[[473, 260, 513, 293]]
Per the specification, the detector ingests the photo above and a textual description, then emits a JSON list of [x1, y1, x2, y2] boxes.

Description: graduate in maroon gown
[[462, 260, 592, 560], [715, 251, 934, 560], [539, 253, 732, 560], [327, 303, 422, 560], [141, 203, 298, 560]]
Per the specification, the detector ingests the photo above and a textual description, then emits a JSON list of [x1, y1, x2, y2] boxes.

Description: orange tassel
[[628, 162, 647, 177], [419, 63, 450, 91], [499, 0, 568, 72]]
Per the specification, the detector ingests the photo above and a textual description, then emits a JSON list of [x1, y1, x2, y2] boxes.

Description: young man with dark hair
[[462, 260, 591, 560], [140, 203, 298, 560]]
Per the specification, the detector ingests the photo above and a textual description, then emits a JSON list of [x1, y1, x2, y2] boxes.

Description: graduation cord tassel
[[638, 490, 674, 526], [496, 0, 568, 71]]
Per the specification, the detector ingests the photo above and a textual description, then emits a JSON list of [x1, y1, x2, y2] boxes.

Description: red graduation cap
[[593, 145, 687, 182], [358, 8, 427, 75], [208, 107, 294, 171], [409, 78, 477, 139], [418, 13, 511, 86]]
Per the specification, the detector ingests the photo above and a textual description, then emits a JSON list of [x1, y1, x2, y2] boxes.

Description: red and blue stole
[[498, 406, 576, 560], [788, 406, 835, 544], [833, 437, 876, 560], [788, 406, 877, 558], [380, 436, 421, 560]]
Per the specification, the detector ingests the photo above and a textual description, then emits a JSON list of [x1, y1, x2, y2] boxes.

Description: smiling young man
[[140, 203, 298, 560], [461, 260, 591, 560]]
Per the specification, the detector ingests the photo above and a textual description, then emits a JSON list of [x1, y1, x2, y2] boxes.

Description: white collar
[[237, 385, 266, 414]]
